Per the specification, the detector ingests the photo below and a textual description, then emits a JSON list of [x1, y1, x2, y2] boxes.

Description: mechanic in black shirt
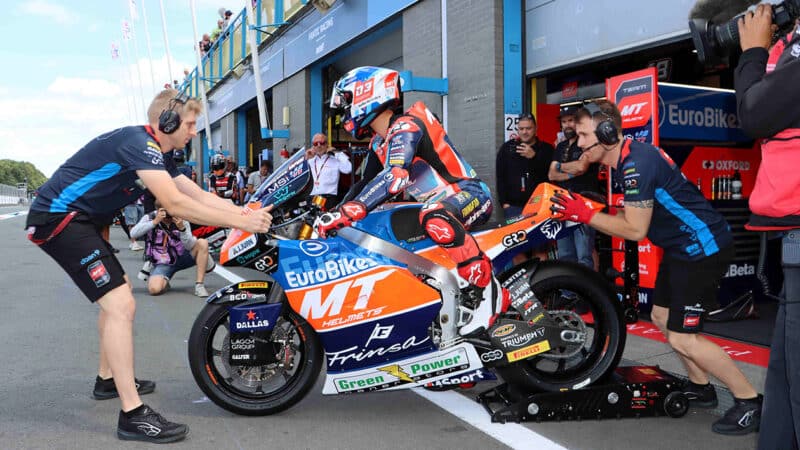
[[25, 89, 274, 443], [548, 105, 600, 269], [496, 113, 555, 219], [734, 5, 800, 448]]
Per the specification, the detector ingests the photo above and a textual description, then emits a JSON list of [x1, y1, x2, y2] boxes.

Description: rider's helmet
[[329, 66, 401, 140], [210, 154, 226, 175]]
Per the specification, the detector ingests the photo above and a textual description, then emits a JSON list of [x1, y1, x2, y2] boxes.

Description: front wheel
[[494, 260, 626, 392], [188, 300, 323, 416]]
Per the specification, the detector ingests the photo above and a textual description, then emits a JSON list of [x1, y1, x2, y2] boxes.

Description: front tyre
[[188, 301, 323, 416], [494, 260, 626, 392]]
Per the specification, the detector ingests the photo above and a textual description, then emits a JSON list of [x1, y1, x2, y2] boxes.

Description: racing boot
[[457, 256, 507, 337]]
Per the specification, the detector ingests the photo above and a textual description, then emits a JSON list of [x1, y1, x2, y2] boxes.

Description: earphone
[[584, 102, 620, 146], [158, 93, 189, 134]]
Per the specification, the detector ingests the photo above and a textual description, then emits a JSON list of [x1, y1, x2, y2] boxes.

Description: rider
[[317, 66, 505, 337], [208, 154, 237, 202]]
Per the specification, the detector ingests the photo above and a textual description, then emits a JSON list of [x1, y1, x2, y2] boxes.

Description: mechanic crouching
[[550, 100, 761, 436]]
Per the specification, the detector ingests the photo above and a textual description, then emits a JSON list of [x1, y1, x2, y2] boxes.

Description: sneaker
[[129, 242, 144, 251], [712, 394, 762, 435], [682, 381, 718, 408], [459, 278, 503, 337], [194, 283, 209, 297], [93, 376, 156, 400], [137, 261, 153, 281], [117, 404, 189, 443]]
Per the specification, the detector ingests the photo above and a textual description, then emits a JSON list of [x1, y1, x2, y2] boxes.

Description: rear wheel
[[494, 261, 626, 392], [188, 300, 323, 416]]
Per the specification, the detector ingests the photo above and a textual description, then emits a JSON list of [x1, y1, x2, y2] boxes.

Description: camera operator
[[734, 4, 800, 447]]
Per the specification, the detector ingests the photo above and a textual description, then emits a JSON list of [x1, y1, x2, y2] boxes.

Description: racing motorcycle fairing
[[321, 342, 484, 395], [249, 149, 312, 208]]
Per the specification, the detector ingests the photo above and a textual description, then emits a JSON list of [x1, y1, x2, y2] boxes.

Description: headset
[[158, 93, 189, 134], [584, 102, 620, 146]]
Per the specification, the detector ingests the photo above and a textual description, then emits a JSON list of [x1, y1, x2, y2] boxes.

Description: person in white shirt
[[306, 132, 352, 206], [245, 160, 271, 202]]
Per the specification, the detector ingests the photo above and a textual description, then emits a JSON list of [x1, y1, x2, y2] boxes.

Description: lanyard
[[313, 155, 330, 184]]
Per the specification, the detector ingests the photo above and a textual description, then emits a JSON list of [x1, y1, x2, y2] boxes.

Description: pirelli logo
[[506, 340, 551, 363]]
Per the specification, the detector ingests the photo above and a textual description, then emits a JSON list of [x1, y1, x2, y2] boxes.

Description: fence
[[0, 183, 27, 205]]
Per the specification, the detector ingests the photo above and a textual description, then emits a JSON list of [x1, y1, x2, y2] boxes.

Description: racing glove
[[550, 191, 599, 224], [315, 201, 367, 238]]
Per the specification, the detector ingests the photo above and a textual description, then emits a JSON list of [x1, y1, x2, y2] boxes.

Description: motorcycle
[[187, 150, 626, 415]]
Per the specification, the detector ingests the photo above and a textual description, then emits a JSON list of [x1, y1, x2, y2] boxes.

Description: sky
[[0, 0, 249, 177]]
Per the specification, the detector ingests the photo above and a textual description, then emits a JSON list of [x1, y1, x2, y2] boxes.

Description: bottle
[[731, 170, 743, 200], [711, 176, 716, 200]]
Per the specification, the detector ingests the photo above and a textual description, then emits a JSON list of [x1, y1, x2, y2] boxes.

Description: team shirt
[[613, 139, 732, 261], [31, 125, 180, 217]]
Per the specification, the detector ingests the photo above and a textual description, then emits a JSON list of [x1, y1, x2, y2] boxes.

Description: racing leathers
[[317, 102, 502, 336], [208, 171, 237, 202]]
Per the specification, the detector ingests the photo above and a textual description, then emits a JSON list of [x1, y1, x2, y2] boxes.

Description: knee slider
[[420, 204, 464, 247]]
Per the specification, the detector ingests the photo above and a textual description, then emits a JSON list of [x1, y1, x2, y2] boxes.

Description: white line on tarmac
[[213, 266, 569, 449], [413, 388, 567, 450], [0, 210, 27, 221]]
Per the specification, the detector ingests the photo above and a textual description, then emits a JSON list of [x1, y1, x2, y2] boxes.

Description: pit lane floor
[[0, 206, 762, 449]]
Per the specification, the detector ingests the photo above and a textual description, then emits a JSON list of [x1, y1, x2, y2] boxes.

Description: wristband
[[556, 162, 562, 173], [567, 173, 574, 179]]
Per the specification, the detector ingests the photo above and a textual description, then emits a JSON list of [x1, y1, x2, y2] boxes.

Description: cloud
[[18, 0, 79, 25], [47, 77, 121, 98], [0, 54, 194, 177]]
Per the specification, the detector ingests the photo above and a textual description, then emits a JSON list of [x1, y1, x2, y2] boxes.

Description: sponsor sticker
[[506, 340, 551, 362], [299, 240, 329, 257], [239, 281, 268, 289], [491, 324, 516, 338]]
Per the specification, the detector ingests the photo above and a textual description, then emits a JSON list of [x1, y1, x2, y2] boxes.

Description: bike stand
[[476, 366, 689, 423]]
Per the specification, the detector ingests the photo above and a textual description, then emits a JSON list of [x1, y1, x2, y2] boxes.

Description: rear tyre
[[188, 300, 323, 416], [494, 260, 626, 392]]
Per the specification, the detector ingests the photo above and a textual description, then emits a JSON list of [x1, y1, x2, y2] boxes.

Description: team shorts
[[653, 245, 734, 333], [27, 212, 127, 302]]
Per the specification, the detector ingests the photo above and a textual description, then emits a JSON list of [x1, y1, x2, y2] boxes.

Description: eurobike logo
[[286, 257, 378, 288], [299, 240, 329, 257]]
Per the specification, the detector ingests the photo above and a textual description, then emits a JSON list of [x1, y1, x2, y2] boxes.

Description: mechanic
[[207, 154, 238, 202], [734, 4, 800, 448], [318, 66, 505, 337], [24, 89, 273, 443], [550, 100, 761, 435]]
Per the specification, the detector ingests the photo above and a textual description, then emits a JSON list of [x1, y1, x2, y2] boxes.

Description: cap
[[225, 10, 232, 16], [558, 105, 579, 118]]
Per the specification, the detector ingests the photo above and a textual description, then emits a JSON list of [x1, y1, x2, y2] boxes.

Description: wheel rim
[[204, 310, 308, 400], [506, 283, 614, 382]]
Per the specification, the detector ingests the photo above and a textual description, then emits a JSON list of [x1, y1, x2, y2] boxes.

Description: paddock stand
[[477, 366, 690, 423]]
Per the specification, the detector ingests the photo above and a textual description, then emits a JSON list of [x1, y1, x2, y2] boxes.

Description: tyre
[[188, 300, 323, 416], [494, 260, 626, 392]]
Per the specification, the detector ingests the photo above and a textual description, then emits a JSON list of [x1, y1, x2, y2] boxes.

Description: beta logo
[[724, 263, 755, 278]]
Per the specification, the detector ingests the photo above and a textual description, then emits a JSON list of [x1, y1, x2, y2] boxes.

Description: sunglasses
[[312, 141, 326, 146]]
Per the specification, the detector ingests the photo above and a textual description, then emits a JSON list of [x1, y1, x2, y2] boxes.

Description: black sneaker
[[93, 376, 156, 400], [712, 394, 762, 435], [682, 381, 718, 408], [117, 404, 188, 443]]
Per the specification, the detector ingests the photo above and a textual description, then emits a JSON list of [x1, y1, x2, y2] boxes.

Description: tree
[[0, 160, 48, 190]]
